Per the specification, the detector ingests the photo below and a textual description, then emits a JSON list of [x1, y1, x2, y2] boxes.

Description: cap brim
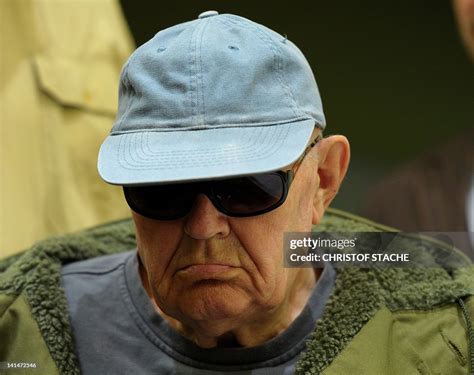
[[98, 119, 316, 186]]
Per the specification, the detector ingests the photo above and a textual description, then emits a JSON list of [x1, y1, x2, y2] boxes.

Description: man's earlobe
[[312, 135, 350, 225]]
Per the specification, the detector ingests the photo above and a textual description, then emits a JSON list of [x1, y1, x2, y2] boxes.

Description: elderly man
[[1, 12, 474, 375]]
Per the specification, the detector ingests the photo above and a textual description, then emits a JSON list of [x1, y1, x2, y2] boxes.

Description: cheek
[[231, 181, 315, 294], [266, 193, 313, 236], [293, 177, 318, 231], [230, 218, 290, 297], [133, 214, 183, 285]]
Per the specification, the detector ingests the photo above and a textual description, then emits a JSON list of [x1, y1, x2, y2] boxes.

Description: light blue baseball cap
[[98, 11, 326, 186]]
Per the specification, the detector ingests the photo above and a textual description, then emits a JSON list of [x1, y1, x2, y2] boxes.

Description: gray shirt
[[61, 251, 335, 374]]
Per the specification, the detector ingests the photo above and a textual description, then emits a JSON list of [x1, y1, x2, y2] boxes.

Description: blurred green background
[[119, 1, 473, 214]]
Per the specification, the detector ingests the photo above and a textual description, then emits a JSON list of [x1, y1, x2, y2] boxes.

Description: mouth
[[178, 264, 238, 277]]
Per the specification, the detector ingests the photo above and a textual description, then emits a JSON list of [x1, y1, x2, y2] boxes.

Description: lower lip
[[180, 265, 234, 275]]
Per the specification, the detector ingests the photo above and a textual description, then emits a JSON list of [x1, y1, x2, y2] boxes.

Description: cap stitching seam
[[116, 61, 135, 129], [117, 125, 290, 170], [198, 18, 209, 126], [118, 127, 270, 168], [188, 22, 199, 127], [248, 21, 303, 119], [193, 21, 203, 126], [138, 135, 273, 163], [220, 17, 302, 118], [134, 128, 272, 163], [218, 17, 295, 116], [139, 127, 262, 157]]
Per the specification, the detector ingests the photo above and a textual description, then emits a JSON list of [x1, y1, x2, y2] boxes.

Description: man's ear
[[312, 135, 350, 225]]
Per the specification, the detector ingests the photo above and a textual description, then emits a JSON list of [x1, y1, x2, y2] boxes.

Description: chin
[[176, 281, 251, 321]]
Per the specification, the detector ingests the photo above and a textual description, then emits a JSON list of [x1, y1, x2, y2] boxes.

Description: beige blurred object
[[452, 0, 474, 60], [0, 0, 135, 258]]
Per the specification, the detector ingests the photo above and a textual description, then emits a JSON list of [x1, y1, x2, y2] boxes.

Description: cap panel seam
[[220, 16, 302, 119], [198, 18, 210, 126], [187, 22, 201, 127], [115, 59, 136, 130], [248, 22, 304, 119]]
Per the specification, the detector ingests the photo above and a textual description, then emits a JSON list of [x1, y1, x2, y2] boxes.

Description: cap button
[[198, 10, 219, 19]]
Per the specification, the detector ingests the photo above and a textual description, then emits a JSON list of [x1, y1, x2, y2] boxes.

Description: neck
[[139, 263, 319, 348]]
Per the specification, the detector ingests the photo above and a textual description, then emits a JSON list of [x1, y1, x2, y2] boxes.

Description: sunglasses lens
[[124, 173, 288, 220], [213, 173, 285, 215], [124, 184, 196, 220]]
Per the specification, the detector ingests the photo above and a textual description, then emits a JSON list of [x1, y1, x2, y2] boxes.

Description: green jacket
[[1, 209, 473, 374]]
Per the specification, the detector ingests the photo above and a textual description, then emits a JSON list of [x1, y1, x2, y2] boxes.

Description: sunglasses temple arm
[[286, 171, 295, 186]]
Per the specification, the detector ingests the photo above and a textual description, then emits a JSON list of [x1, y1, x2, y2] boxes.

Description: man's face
[[132, 151, 320, 324]]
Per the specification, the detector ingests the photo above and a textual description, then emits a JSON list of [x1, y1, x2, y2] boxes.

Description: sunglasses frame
[[123, 133, 322, 220]]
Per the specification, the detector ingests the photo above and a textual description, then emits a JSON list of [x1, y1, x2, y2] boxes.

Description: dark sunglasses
[[124, 134, 322, 220]]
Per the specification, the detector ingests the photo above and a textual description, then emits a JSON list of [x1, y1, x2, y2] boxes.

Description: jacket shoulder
[[0, 292, 60, 374], [320, 296, 474, 375], [0, 218, 135, 374], [297, 209, 474, 374]]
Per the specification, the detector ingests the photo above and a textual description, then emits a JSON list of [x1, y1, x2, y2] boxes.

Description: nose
[[183, 194, 230, 239]]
